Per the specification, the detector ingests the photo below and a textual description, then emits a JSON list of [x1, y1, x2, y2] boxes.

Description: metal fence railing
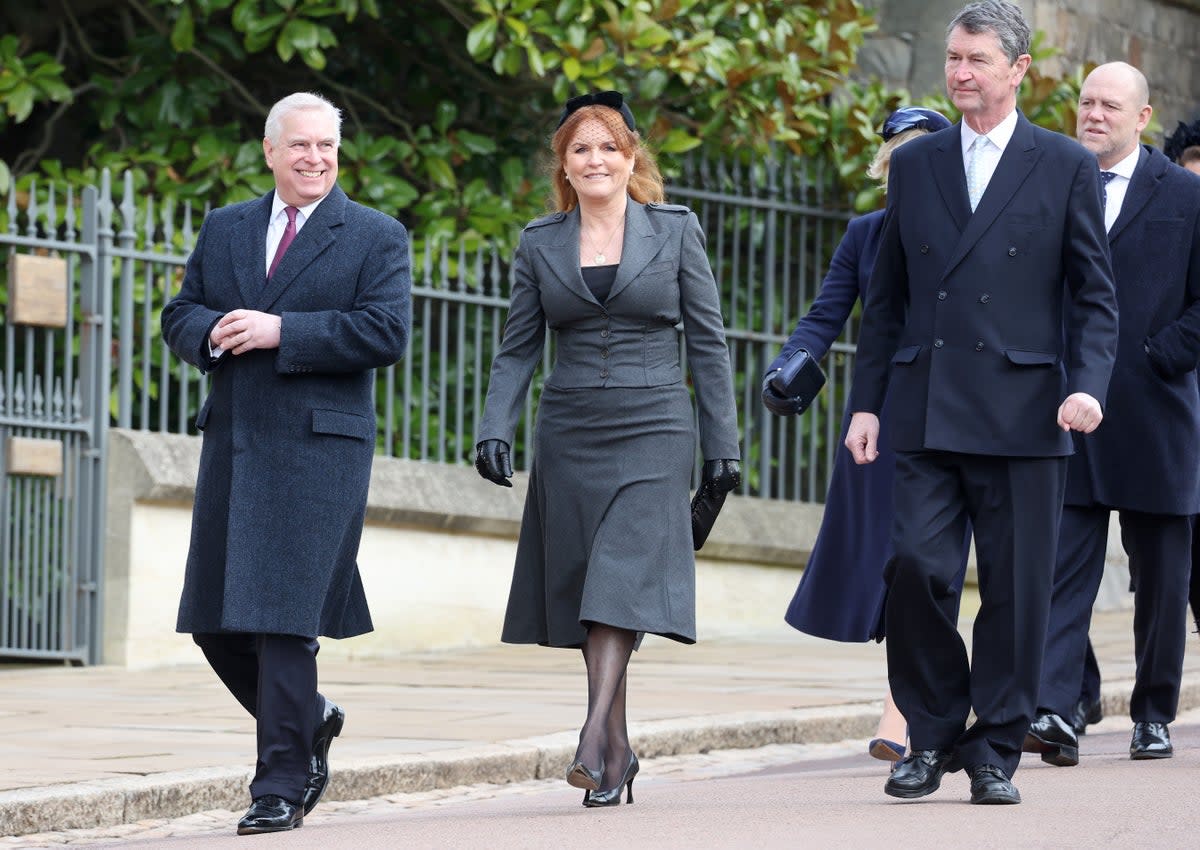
[[1, 163, 856, 661]]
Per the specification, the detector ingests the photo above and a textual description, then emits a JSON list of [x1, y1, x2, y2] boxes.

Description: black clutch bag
[[768, 348, 827, 415], [690, 479, 728, 551]]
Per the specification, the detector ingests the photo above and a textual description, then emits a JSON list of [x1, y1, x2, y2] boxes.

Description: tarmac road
[[10, 710, 1200, 849]]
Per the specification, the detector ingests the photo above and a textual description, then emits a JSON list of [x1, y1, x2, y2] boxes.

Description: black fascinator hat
[[1164, 118, 1200, 163], [557, 91, 637, 132]]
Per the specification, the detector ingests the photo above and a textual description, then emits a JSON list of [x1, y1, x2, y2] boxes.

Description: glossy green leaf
[[171, 7, 196, 52]]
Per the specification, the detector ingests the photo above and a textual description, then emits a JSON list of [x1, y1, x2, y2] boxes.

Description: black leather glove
[[702, 459, 741, 494], [761, 371, 794, 416], [475, 439, 513, 487]]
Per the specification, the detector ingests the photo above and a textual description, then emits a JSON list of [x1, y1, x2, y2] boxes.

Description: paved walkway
[[2, 609, 1198, 838]]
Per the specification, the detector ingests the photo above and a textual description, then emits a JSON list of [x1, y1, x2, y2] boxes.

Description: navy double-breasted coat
[[161, 186, 411, 639]]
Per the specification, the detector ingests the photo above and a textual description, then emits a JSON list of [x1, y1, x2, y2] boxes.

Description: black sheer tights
[[575, 623, 636, 789]]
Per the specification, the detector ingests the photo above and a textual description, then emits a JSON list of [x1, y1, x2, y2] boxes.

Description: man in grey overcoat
[[161, 91, 410, 835]]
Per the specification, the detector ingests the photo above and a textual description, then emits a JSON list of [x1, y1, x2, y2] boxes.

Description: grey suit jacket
[[478, 200, 740, 461]]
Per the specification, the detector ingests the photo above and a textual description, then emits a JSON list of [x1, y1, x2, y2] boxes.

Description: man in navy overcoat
[[844, 0, 1118, 805], [161, 92, 410, 834], [1023, 63, 1200, 767]]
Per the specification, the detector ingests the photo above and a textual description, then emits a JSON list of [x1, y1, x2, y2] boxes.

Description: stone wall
[[101, 430, 1133, 669], [859, 0, 1200, 137]]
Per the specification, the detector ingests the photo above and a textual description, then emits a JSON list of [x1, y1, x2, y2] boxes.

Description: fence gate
[[1, 182, 109, 664]]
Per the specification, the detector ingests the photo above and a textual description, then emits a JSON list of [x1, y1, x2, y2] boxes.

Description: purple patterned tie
[[268, 205, 299, 278]]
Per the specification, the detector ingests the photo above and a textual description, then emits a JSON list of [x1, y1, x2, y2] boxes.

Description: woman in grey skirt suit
[[475, 91, 741, 806]]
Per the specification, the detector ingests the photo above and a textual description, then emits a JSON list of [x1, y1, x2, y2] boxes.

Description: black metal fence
[[0, 159, 856, 661]]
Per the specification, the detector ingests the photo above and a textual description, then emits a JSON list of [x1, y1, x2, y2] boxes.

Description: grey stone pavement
[[2, 609, 1199, 843]]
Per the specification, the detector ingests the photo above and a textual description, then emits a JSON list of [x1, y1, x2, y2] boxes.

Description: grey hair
[[947, 0, 1031, 63], [264, 92, 343, 145]]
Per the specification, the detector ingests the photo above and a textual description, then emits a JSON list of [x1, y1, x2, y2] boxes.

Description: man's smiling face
[[263, 107, 339, 207]]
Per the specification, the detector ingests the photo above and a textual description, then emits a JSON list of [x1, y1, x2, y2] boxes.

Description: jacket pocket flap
[[312, 409, 374, 440], [890, 345, 921, 364], [1004, 349, 1057, 366]]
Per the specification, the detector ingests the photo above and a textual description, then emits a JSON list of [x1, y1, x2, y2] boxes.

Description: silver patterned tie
[[966, 135, 989, 212]]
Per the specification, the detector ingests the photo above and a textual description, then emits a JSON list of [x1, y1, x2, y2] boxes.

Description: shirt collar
[[1103, 145, 1141, 181], [961, 109, 1019, 155], [270, 193, 325, 224]]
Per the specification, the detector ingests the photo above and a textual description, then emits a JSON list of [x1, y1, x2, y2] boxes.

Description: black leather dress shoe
[[303, 697, 345, 815], [236, 795, 303, 834], [1130, 721, 1172, 759], [1070, 696, 1103, 734], [1022, 711, 1079, 766], [883, 749, 955, 799], [969, 764, 1021, 804]]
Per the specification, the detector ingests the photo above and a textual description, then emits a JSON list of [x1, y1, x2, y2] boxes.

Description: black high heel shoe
[[583, 751, 639, 807], [566, 757, 604, 791]]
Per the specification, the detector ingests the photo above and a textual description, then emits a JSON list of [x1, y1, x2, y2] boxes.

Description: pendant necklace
[[584, 219, 622, 265]]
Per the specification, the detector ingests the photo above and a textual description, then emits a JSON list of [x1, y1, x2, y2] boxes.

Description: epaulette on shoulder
[[646, 201, 690, 214], [524, 211, 567, 230]]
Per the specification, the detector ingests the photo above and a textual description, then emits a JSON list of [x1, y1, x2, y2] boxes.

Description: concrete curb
[[3, 674, 1198, 837]]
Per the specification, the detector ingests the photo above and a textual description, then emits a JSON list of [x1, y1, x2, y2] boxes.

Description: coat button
[[1008, 247, 1017, 256], [937, 290, 947, 301], [920, 244, 930, 254], [600, 329, 609, 338], [933, 339, 944, 348], [980, 293, 991, 303], [975, 341, 984, 351], [600, 369, 609, 379], [601, 348, 609, 359]]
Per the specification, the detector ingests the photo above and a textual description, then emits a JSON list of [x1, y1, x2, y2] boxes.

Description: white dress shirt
[[1099, 145, 1140, 233], [960, 109, 1019, 204], [264, 194, 323, 276]]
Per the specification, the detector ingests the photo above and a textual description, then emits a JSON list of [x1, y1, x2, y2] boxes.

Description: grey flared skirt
[[501, 383, 697, 648]]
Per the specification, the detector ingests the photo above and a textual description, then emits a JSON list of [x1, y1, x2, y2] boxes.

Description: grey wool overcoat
[[161, 185, 411, 639]]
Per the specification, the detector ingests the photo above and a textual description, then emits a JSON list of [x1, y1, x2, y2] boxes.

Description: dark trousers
[[193, 632, 322, 803], [1190, 515, 1200, 627], [1038, 506, 1192, 723], [1080, 638, 1101, 705], [886, 450, 1066, 778]]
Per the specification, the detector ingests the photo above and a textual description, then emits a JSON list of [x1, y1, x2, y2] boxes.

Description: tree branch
[[309, 71, 418, 143], [124, 0, 267, 118], [59, 0, 125, 72], [12, 81, 99, 177], [432, 0, 478, 30]]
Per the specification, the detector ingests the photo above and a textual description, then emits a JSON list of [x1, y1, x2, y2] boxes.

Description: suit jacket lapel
[[607, 201, 668, 304], [535, 208, 600, 307], [257, 185, 345, 311], [931, 125, 971, 234], [232, 193, 272, 306], [944, 113, 1042, 279], [1108, 146, 1156, 244]]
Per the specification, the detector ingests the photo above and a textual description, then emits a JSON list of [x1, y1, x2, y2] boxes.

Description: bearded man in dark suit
[[844, 0, 1118, 805], [162, 91, 410, 834]]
